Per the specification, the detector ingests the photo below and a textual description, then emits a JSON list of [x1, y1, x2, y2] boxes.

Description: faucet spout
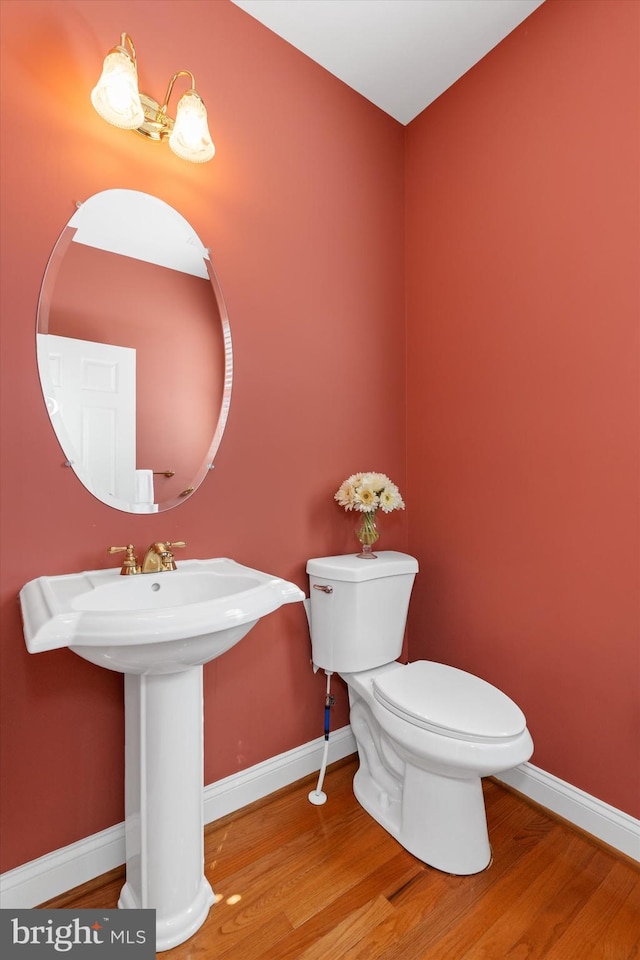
[[141, 541, 186, 573]]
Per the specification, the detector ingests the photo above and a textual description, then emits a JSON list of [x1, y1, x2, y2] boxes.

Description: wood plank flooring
[[43, 757, 640, 958]]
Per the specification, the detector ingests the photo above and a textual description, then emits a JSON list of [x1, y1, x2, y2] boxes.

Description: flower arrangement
[[335, 472, 405, 514], [334, 472, 404, 558]]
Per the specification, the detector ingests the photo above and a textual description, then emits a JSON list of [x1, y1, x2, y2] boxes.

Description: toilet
[[306, 550, 533, 875]]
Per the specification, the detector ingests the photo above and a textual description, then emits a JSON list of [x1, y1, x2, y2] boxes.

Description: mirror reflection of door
[[36, 334, 155, 510], [36, 190, 232, 513]]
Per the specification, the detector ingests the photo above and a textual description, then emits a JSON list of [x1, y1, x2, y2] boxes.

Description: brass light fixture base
[[134, 92, 174, 141]]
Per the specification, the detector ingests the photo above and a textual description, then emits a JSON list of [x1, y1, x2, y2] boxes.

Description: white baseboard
[[0, 823, 126, 912], [0, 726, 356, 910], [496, 762, 640, 862], [3, 732, 637, 910], [202, 725, 356, 823]]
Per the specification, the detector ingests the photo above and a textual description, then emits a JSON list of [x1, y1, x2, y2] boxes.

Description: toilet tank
[[306, 551, 418, 673]]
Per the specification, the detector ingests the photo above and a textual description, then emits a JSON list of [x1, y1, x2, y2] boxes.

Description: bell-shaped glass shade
[[168, 90, 215, 163], [91, 49, 145, 130]]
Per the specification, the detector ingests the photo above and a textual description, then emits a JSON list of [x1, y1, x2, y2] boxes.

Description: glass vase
[[356, 511, 379, 559]]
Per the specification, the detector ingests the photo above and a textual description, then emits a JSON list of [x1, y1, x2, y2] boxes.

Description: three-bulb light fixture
[[91, 33, 215, 163]]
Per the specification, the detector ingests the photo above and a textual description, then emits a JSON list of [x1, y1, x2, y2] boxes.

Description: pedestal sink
[[19, 558, 305, 951]]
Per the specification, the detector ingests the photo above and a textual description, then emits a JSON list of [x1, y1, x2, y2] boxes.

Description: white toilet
[[306, 550, 533, 875]]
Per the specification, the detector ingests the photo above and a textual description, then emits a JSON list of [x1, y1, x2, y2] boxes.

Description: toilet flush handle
[[313, 584, 333, 594]]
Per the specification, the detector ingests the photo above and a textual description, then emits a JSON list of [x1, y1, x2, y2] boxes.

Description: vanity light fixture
[[91, 33, 215, 163]]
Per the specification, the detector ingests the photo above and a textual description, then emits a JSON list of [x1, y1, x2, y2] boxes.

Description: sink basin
[[20, 558, 305, 674]]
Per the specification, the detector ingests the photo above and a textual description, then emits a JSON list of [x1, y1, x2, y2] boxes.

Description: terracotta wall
[[406, 0, 639, 816], [0, 0, 406, 873]]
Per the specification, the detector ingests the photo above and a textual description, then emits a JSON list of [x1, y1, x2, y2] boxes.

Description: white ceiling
[[231, 0, 545, 124]]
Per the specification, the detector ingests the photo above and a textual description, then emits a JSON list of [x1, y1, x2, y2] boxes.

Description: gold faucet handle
[[107, 544, 141, 576], [158, 540, 185, 571]]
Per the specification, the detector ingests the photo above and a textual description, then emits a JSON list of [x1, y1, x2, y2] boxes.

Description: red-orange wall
[[406, 0, 639, 816], [1, 0, 638, 879], [0, 0, 406, 873]]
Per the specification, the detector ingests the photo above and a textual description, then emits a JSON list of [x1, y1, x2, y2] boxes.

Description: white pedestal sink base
[[19, 558, 306, 950], [120, 668, 214, 951], [118, 877, 214, 952]]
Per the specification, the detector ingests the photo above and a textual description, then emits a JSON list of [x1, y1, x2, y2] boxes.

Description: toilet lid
[[373, 661, 526, 742]]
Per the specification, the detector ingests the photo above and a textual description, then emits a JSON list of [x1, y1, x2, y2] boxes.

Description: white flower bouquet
[[334, 472, 405, 558]]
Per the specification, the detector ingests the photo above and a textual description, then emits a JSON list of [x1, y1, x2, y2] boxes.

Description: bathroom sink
[[20, 556, 305, 949], [20, 558, 305, 674]]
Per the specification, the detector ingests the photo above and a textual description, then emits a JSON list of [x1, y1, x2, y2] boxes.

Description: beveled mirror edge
[[155, 252, 233, 511]]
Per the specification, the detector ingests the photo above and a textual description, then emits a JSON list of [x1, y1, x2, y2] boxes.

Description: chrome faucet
[[141, 541, 186, 573], [108, 541, 186, 575]]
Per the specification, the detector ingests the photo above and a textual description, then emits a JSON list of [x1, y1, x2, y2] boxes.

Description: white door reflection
[[37, 333, 158, 512]]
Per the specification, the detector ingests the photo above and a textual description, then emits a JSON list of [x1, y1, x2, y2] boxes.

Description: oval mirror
[[36, 189, 232, 513]]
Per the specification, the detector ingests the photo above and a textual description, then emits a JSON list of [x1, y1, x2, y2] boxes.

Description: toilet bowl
[[307, 551, 533, 875]]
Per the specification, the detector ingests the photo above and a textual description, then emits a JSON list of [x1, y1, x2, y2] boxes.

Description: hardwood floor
[[43, 757, 640, 958]]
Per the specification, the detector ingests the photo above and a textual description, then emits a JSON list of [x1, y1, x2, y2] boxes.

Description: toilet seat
[[373, 661, 527, 743]]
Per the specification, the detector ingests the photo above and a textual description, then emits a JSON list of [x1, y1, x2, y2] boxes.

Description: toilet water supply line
[[308, 670, 334, 805]]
